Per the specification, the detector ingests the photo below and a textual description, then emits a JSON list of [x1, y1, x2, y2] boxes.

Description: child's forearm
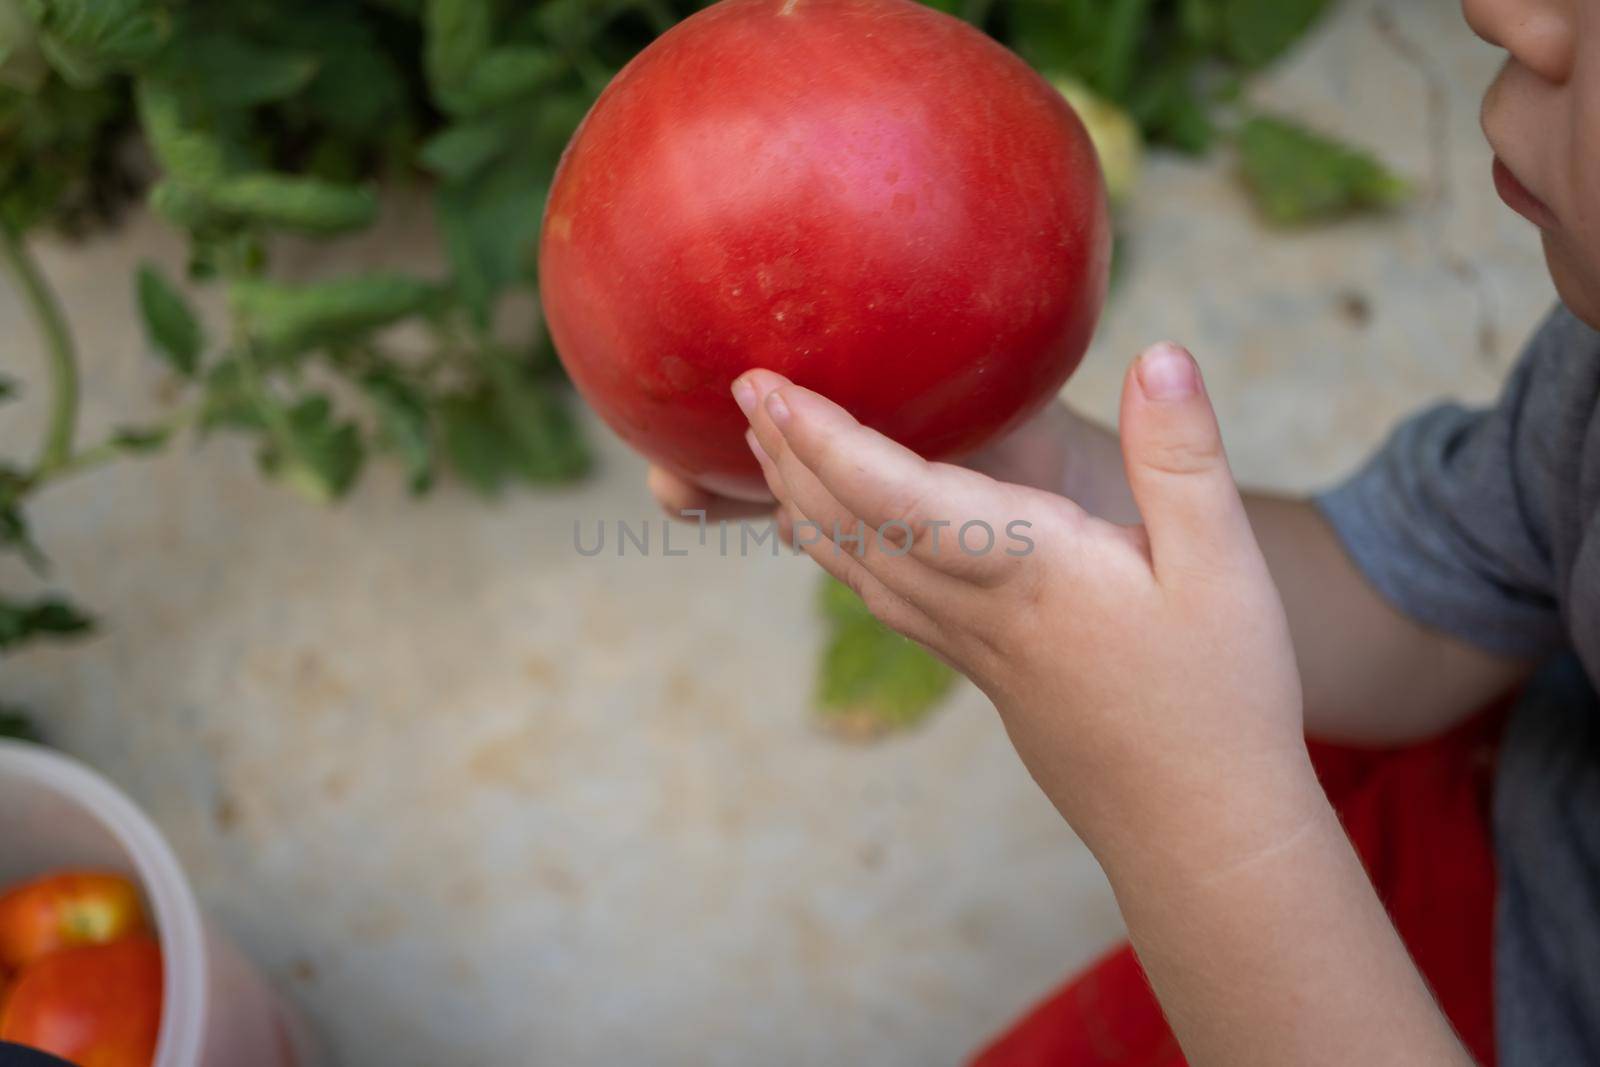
[[1050, 407, 1529, 742], [1247, 494, 1528, 741], [1104, 777, 1474, 1067]]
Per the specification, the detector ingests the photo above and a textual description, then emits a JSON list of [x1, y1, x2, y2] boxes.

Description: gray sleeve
[[1315, 326, 1569, 660]]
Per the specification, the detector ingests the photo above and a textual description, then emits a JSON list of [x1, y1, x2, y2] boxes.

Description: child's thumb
[[1118, 342, 1256, 581]]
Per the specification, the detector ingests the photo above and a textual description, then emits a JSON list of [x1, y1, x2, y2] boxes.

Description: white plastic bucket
[[0, 740, 320, 1067]]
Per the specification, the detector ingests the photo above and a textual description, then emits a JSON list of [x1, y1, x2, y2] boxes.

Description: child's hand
[[736, 343, 1322, 882], [650, 390, 1138, 526], [645, 465, 776, 523]]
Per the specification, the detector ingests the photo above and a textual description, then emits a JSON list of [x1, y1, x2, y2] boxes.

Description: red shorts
[[971, 710, 1506, 1067]]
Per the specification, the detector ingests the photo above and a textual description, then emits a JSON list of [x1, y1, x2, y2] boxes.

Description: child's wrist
[[1078, 746, 1330, 894]]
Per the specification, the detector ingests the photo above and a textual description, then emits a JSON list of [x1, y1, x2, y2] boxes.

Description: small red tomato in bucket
[[0, 871, 149, 973], [0, 934, 163, 1067], [540, 0, 1110, 500]]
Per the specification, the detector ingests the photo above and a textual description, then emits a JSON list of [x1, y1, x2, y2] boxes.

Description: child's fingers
[[647, 465, 774, 522], [745, 424, 792, 509], [748, 427, 862, 547], [745, 414, 885, 559], [749, 423, 972, 603], [735, 371, 932, 524], [780, 502, 943, 649], [738, 372, 936, 577], [736, 371, 1039, 585], [791, 388, 935, 530], [746, 422, 882, 569], [1117, 343, 1259, 584]]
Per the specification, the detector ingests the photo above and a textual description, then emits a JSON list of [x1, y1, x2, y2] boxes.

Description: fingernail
[[732, 377, 757, 417], [765, 390, 791, 429], [1137, 343, 1198, 401], [745, 427, 770, 465]]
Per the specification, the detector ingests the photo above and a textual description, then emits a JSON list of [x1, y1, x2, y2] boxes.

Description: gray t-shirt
[[1317, 304, 1600, 1066]]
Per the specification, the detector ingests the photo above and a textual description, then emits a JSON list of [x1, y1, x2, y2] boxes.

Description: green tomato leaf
[[1126, 56, 1214, 155], [1095, 0, 1154, 103], [438, 358, 588, 496], [529, 0, 597, 46], [110, 424, 172, 453], [1008, 0, 1104, 91], [1177, 0, 1221, 49], [0, 705, 42, 743], [0, 496, 47, 575], [305, 50, 405, 139], [198, 360, 266, 434], [147, 179, 211, 229], [819, 572, 870, 625], [156, 31, 318, 110], [362, 371, 434, 494], [0, 0, 49, 91], [437, 159, 546, 329], [257, 394, 365, 503], [440, 46, 565, 117], [1, 58, 134, 233], [1219, 0, 1329, 69], [26, 0, 167, 85], [0, 593, 93, 651], [135, 261, 201, 377], [230, 273, 440, 356], [420, 118, 512, 183], [1237, 114, 1409, 225], [439, 388, 510, 496], [424, 0, 491, 103], [134, 77, 231, 188], [0, 463, 23, 506], [238, 6, 409, 141], [150, 173, 377, 236], [205, 173, 377, 235], [815, 577, 957, 737], [480, 349, 590, 485]]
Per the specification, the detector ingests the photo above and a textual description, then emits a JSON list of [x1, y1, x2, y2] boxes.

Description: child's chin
[[1542, 233, 1600, 331]]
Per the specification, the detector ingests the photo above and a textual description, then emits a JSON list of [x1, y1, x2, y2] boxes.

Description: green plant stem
[[0, 225, 78, 476], [37, 404, 207, 486], [234, 338, 296, 457], [216, 239, 297, 457]]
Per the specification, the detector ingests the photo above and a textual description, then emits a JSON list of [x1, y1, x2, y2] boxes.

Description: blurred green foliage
[[0, 705, 43, 742], [816, 576, 957, 736], [1238, 113, 1410, 224], [2, 0, 688, 675], [926, 0, 1336, 152]]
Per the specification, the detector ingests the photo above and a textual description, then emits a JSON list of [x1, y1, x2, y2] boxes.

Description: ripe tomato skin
[[541, 0, 1111, 499], [0, 872, 149, 973], [0, 935, 163, 1067]]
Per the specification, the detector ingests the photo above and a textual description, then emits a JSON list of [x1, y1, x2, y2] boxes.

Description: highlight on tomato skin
[[0, 871, 151, 974], [0, 934, 164, 1067]]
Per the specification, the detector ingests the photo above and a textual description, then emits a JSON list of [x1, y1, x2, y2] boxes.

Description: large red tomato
[[0, 935, 162, 1067], [0, 871, 149, 974], [540, 0, 1110, 499]]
